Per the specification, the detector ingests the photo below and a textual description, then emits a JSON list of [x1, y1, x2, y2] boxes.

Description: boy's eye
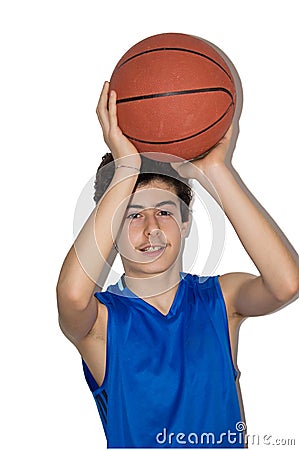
[[157, 210, 172, 216], [127, 212, 141, 220]]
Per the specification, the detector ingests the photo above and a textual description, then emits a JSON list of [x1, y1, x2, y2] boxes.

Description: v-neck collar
[[116, 272, 186, 319]]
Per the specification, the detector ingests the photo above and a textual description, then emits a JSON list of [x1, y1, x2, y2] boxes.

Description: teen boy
[[56, 82, 299, 448]]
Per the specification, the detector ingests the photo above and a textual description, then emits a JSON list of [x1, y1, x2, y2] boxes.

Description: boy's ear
[[181, 214, 192, 238]]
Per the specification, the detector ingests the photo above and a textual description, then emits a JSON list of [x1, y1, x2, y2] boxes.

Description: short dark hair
[[94, 153, 192, 222]]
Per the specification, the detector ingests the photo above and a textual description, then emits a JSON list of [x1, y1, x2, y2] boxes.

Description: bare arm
[[172, 126, 299, 317], [57, 82, 141, 342], [210, 162, 299, 315]]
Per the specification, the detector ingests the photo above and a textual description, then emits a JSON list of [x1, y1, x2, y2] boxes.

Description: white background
[[1, 0, 298, 449]]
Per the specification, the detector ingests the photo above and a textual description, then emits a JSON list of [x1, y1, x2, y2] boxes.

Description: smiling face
[[115, 180, 190, 279]]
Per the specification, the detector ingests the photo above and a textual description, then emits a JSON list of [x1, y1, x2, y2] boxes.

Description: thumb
[[170, 161, 182, 171], [170, 160, 193, 179]]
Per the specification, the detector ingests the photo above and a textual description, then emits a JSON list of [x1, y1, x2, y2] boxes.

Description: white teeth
[[143, 246, 164, 253]]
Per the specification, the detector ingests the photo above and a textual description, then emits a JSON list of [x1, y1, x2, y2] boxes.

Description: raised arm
[[172, 126, 299, 317], [56, 82, 141, 342]]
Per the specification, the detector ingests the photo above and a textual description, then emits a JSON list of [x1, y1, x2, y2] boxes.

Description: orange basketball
[[110, 33, 236, 161]]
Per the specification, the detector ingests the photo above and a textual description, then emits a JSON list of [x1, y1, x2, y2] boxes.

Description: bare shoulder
[[218, 272, 256, 319], [218, 271, 287, 318]]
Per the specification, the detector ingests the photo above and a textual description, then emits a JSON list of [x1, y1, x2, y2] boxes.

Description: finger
[[108, 89, 119, 130], [170, 158, 190, 169], [224, 123, 233, 141], [170, 161, 189, 177], [96, 81, 110, 129], [96, 81, 109, 112], [170, 162, 182, 171]]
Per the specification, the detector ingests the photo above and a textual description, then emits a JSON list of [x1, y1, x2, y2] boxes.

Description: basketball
[[110, 33, 236, 161]]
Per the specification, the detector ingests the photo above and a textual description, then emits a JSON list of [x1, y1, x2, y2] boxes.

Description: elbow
[[287, 276, 299, 301], [276, 274, 299, 304], [56, 279, 88, 313]]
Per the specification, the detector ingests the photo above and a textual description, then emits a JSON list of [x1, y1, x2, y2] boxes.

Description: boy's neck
[[123, 266, 182, 303]]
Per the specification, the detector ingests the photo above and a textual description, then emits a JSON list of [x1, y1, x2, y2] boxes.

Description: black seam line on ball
[[116, 87, 234, 105], [116, 47, 233, 81], [122, 103, 233, 145]]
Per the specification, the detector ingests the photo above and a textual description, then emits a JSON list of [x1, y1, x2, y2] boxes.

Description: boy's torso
[[77, 274, 242, 389], [80, 274, 245, 448]]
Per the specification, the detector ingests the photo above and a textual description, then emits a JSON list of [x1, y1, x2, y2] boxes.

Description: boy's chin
[[122, 258, 181, 279]]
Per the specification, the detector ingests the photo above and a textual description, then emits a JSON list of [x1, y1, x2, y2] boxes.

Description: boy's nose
[[144, 214, 160, 237]]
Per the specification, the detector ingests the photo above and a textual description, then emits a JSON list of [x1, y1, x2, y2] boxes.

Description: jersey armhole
[[81, 293, 111, 393], [82, 358, 99, 392], [214, 275, 239, 380]]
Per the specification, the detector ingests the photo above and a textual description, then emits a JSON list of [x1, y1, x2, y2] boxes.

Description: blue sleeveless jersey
[[82, 273, 244, 448]]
